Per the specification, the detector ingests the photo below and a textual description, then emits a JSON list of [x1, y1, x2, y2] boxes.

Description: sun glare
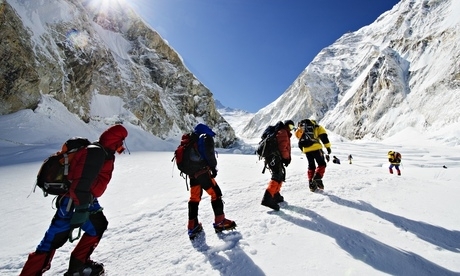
[[100, 0, 126, 6], [89, 0, 126, 12], [66, 29, 89, 49]]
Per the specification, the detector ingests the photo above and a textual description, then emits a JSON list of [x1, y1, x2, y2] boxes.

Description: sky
[[128, 0, 400, 112], [1, 97, 460, 275]]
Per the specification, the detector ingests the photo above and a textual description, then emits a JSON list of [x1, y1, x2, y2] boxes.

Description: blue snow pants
[[36, 196, 105, 252]]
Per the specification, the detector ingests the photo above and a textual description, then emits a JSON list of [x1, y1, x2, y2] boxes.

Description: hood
[[99, 124, 128, 151], [193, 123, 216, 137]]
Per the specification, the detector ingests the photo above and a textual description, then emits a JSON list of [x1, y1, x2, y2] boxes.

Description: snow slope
[[0, 100, 459, 275]]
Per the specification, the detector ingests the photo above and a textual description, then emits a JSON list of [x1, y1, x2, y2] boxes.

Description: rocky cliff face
[[0, 1, 40, 113], [0, 0, 236, 147]]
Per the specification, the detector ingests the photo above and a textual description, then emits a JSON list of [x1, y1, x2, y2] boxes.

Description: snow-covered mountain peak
[[242, 0, 460, 147]]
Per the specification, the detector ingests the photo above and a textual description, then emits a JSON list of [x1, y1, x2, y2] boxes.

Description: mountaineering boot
[[389, 168, 393, 174], [64, 260, 104, 276], [315, 179, 324, 190], [213, 214, 236, 232], [274, 192, 284, 203], [309, 180, 318, 192], [188, 219, 203, 240], [313, 173, 324, 190], [188, 223, 203, 240], [213, 218, 237, 233], [261, 190, 280, 211]]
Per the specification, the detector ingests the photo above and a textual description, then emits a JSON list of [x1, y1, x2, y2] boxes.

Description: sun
[[99, 0, 126, 6], [87, 0, 127, 12]]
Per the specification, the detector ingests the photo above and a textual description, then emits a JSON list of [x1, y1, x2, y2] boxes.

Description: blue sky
[[129, 0, 400, 112]]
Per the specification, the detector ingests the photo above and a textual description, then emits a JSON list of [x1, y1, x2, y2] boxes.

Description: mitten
[[70, 204, 90, 229], [210, 168, 218, 178], [326, 147, 332, 154]]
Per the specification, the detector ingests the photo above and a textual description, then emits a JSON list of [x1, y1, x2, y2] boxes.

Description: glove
[[210, 168, 218, 178], [70, 204, 90, 229], [282, 158, 291, 167], [326, 147, 331, 154]]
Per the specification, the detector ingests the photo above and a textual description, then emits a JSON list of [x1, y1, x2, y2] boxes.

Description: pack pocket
[[43, 182, 69, 196], [298, 137, 314, 148]]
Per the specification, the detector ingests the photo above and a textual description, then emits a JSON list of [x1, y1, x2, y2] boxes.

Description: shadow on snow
[[325, 194, 460, 253], [191, 231, 264, 276], [278, 204, 458, 275]]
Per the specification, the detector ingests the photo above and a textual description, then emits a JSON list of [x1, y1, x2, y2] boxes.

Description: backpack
[[35, 137, 91, 197], [298, 119, 319, 148], [172, 132, 204, 176], [396, 152, 402, 162], [388, 151, 401, 163], [256, 121, 284, 160]]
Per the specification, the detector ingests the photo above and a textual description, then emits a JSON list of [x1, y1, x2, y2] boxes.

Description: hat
[[193, 123, 216, 137], [99, 124, 128, 151]]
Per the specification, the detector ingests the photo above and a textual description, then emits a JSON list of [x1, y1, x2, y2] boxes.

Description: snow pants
[[265, 155, 285, 197], [188, 171, 225, 228], [306, 149, 327, 180], [20, 196, 108, 275], [389, 164, 401, 175]]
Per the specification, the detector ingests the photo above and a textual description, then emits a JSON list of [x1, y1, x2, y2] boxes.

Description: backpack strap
[[262, 154, 278, 174], [63, 153, 70, 180], [197, 134, 209, 165], [90, 142, 109, 159]]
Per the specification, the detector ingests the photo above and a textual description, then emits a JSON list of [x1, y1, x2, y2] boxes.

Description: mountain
[[0, 0, 236, 147], [215, 100, 256, 154], [242, 0, 460, 145], [215, 100, 253, 136]]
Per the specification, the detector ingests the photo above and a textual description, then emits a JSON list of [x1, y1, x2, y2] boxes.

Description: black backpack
[[35, 137, 91, 197], [256, 121, 284, 159], [172, 132, 204, 176], [298, 119, 319, 148]]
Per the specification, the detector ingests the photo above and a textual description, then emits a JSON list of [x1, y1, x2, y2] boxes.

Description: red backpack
[[172, 133, 204, 177]]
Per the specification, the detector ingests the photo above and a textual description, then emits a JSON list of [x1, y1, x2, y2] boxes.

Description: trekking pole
[[434, 167, 446, 179], [171, 159, 176, 178]]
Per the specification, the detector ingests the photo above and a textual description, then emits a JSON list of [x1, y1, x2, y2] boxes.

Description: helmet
[[284, 120, 295, 130]]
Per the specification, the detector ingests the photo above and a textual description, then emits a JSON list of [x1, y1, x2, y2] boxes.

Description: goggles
[[288, 124, 295, 131]]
